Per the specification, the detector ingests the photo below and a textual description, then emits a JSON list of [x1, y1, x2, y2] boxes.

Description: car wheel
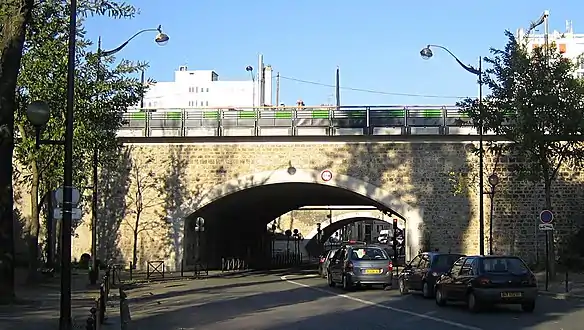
[[466, 291, 481, 313], [342, 274, 352, 291], [435, 286, 446, 306], [422, 281, 432, 298], [399, 279, 409, 295], [521, 301, 535, 313], [327, 272, 336, 287]]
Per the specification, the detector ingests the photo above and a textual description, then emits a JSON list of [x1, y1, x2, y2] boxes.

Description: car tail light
[[320, 257, 325, 263], [477, 277, 491, 286], [523, 274, 537, 286], [388, 261, 393, 272], [345, 261, 354, 271]]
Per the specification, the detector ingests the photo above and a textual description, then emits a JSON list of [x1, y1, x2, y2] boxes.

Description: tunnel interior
[[186, 182, 401, 269]]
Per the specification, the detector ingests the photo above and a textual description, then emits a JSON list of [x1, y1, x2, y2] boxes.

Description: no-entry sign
[[320, 170, 333, 181]]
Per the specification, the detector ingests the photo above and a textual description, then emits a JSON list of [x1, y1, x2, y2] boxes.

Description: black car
[[434, 255, 537, 312], [398, 252, 464, 298]]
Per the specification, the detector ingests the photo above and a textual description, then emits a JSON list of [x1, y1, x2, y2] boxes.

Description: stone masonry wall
[[12, 141, 584, 269]]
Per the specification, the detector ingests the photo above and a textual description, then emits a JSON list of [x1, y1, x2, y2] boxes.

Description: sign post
[[539, 210, 554, 291]]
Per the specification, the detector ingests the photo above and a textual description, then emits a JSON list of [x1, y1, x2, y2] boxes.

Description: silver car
[[327, 245, 393, 290]]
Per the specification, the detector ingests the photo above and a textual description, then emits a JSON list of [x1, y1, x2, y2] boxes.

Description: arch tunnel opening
[[183, 170, 418, 270], [303, 216, 406, 257]]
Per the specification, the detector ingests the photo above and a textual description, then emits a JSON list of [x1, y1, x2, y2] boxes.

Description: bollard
[[119, 287, 131, 330], [565, 271, 569, 293], [86, 306, 97, 330], [98, 285, 106, 324]]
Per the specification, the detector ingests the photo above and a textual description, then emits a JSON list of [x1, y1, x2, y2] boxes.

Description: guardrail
[[118, 105, 484, 137]]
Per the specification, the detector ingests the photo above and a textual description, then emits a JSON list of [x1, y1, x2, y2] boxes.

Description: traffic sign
[[53, 207, 82, 220], [539, 223, 554, 231], [320, 170, 333, 181], [540, 210, 554, 224], [55, 186, 81, 206]]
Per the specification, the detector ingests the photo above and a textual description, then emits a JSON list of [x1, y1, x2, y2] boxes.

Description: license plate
[[364, 269, 381, 274], [501, 292, 522, 298]]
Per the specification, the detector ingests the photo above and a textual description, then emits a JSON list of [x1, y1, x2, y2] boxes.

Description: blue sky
[[84, 1, 581, 106]]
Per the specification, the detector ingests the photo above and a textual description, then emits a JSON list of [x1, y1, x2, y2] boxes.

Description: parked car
[[326, 244, 393, 290], [399, 252, 464, 298], [318, 249, 338, 278], [434, 255, 537, 312]]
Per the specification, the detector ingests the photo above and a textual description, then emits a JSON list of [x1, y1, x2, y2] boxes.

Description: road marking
[[280, 275, 482, 330]]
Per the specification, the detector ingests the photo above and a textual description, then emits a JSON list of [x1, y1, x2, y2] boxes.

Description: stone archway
[[303, 211, 395, 241], [185, 168, 424, 260]]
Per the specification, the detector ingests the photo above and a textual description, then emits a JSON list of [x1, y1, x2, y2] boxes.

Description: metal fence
[[118, 105, 486, 137]]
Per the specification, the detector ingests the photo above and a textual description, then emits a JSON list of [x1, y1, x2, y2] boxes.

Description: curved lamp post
[[88, 26, 169, 285], [487, 173, 500, 255], [420, 44, 485, 255]]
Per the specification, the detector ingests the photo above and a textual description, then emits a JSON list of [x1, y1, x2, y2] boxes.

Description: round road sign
[[320, 170, 333, 181], [540, 210, 554, 224]]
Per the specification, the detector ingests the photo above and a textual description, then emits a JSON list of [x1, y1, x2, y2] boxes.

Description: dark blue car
[[398, 252, 464, 298]]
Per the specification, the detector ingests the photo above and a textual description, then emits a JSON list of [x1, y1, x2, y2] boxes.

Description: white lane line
[[280, 275, 482, 330]]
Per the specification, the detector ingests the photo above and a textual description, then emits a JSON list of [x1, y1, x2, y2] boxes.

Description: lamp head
[[245, 65, 253, 72], [420, 46, 433, 60], [155, 25, 169, 46], [26, 100, 51, 127], [488, 173, 500, 186]]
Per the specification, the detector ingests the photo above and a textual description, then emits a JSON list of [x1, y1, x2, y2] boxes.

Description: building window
[[206, 88, 209, 92], [200, 101, 205, 106], [206, 101, 209, 106], [196, 87, 199, 93], [189, 87, 195, 93]]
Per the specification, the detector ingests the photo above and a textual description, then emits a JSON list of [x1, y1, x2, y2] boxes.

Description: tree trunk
[[132, 213, 140, 269], [544, 177, 556, 280], [27, 161, 40, 282], [0, 0, 35, 303]]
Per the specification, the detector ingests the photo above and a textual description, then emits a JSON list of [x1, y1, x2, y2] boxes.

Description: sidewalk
[[535, 271, 584, 298], [0, 270, 102, 329]]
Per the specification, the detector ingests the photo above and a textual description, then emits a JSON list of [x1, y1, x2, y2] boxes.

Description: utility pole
[[276, 72, 280, 106], [335, 66, 340, 110]]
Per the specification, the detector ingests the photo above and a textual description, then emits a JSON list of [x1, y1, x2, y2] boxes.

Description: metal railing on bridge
[[118, 105, 486, 137]]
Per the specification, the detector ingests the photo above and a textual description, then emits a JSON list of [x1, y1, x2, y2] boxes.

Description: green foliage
[[457, 30, 584, 188], [14, 0, 147, 204]]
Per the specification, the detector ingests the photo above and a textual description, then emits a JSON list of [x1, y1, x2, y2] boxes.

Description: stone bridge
[[14, 135, 584, 270]]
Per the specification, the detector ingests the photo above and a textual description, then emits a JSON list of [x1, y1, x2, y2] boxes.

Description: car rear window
[[350, 247, 389, 260], [481, 257, 530, 275], [432, 254, 463, 270]]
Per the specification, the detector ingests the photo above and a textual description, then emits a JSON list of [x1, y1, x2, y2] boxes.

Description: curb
[[538, 290, 584, 299]]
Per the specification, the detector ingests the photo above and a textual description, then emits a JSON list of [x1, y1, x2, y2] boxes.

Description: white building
[[139, 54, 273, 110], [517, 19, 584, 78]]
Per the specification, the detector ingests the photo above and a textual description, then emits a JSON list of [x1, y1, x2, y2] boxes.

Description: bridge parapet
[[119, 105, 489, 137]]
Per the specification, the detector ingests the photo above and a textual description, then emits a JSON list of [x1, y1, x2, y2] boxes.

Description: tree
[[458, 31, 584, 277], [12, 0, 144, 281], [125, 148, 162, 268], [0, 0, 35, 303]]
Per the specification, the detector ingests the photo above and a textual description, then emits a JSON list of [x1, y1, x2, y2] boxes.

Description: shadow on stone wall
[[324, 142, 474, 257], [96, 148, 131, 264], [157, 145, 206, 271], [487, 145, 584, 265]]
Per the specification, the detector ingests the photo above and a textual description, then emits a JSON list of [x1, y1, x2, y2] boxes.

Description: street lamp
[[487, 173, 500, 255], [420, 44, 485, 255], [88, 25, 169, 284]]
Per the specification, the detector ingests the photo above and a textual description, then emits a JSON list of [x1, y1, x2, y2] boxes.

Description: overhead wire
[[278, 75, 471, 99]]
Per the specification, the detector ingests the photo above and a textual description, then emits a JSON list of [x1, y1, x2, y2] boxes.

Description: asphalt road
[[126, 272, 584, 330]]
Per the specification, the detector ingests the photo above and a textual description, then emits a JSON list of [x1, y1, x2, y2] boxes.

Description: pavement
[[119, 270, 584, 330], [0, 271, 101, 329], [4, 268, 584, 329], [535, 271, 584, 298]]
